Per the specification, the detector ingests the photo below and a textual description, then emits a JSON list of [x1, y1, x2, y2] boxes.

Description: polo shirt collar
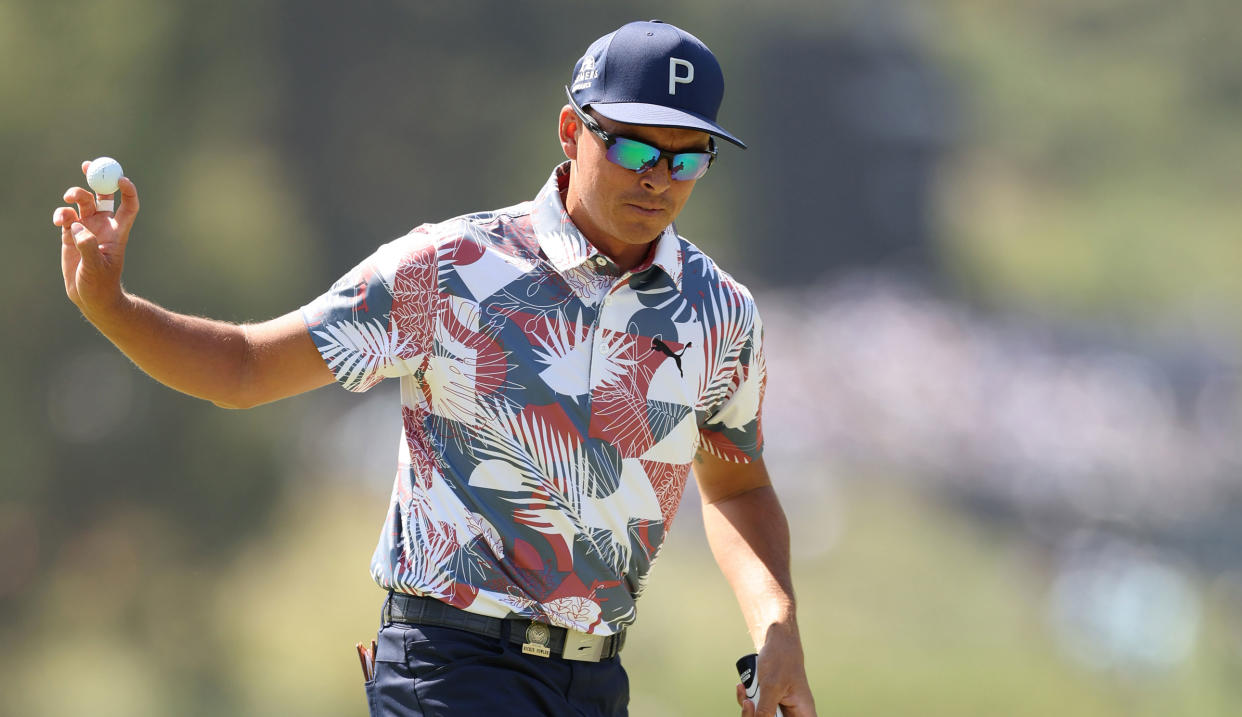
[[532, 162, 684, 291]]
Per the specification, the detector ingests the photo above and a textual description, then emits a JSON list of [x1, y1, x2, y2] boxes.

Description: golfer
[[54, 19, 815, 717]]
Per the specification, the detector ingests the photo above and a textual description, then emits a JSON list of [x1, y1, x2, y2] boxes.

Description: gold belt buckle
[[521, 621, 552, 658]]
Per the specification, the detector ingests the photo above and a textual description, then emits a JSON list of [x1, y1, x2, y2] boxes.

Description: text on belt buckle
[[521, 621, 551, 658], [562, 630, 606, 662]]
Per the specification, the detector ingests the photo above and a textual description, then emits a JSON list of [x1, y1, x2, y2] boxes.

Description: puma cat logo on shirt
[[651, 337, 692, 377]]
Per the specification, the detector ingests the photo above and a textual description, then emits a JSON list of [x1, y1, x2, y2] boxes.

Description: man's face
[[560, 106, 712, 265]]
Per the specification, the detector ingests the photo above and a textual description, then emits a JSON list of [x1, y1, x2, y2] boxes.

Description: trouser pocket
[[364, 677, 380, 717]]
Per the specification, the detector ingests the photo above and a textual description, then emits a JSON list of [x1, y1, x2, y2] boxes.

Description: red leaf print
[[588, 330, 667, 457], [402, 405, 438, 488], [544, 596, 603, 632], [639, 459, 691, 529], [391, 243, 440, 360]]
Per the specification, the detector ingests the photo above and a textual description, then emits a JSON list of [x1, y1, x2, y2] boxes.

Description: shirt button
[[594, 256, 608, 267]]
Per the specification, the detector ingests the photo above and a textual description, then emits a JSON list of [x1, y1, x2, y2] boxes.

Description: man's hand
[[53, 160, 140, 320], [734, 623, 816, 716], [49, 162, 332, 408]]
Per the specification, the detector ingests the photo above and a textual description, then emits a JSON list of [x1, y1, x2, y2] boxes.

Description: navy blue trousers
[[365, 621, 630, 716]]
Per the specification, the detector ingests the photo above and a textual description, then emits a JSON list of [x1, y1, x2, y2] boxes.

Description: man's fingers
[[64, 186, 98, 220], [70, 222, 103, 266], [736, 685, 758, 717], [80, 160, 91, 176], [114, 176, 139, 227], [54, 207, 80, 247], [52, 206, 80, 228], [754, 675, 789, 717]]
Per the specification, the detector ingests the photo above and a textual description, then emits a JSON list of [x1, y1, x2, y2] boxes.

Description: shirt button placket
[[588, 283, 606, 391], [589, 269, 620, 389]]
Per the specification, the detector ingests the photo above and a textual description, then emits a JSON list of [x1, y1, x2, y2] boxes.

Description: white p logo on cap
[[669, 57, 694, 95]]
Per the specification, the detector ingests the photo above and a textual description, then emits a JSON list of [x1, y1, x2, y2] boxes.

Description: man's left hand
[[735, 623, 816, 717]]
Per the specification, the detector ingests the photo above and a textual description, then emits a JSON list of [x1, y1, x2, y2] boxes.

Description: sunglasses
[[565, 87, 717, 181]]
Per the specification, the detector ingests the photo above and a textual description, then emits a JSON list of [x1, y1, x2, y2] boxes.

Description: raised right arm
[[53, 163, 334, 409]]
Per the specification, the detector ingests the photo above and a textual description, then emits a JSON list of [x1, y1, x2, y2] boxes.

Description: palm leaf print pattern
[[693, 269, 755, 417], [392, 487, 462, 601], [474, 400, 600, 537], [591, 329, 671, 458], [302, 165, 766, 635], [470, 399, 640, 630], [530, 309, 593, 397], [389, 233, 442, 362], [312, 318, 411, 392]]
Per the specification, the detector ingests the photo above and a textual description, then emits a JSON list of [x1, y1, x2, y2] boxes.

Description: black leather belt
[[384, 592, 626, 662]]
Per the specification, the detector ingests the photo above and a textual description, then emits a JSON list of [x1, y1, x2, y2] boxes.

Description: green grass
[[624, 480, 1241, 716]]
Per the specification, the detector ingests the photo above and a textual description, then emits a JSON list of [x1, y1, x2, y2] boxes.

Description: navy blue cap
[[568, 20, 746, 149]]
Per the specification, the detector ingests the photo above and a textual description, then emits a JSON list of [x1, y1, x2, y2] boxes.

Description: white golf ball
[[86, 156, 123, 195]]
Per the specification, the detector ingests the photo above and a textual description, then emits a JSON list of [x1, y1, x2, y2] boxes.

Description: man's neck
[[558, 169, 660, 273]]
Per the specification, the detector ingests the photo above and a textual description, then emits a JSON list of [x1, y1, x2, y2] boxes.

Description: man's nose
[[640, 157, 673, 193]]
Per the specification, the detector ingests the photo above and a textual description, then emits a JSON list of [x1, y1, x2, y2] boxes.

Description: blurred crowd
[[763, 277, 1240, 534], [758, 274, 1242, 674]]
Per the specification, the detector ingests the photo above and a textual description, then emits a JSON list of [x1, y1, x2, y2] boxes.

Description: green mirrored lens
[[669, 153, 711, 180], [607, 138, 661, 172]]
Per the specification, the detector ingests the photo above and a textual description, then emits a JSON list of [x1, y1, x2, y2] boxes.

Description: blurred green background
[[4, 0, 1242, 715]]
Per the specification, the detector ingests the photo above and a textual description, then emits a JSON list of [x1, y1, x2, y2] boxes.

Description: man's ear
[[558, 105, 580, 161]]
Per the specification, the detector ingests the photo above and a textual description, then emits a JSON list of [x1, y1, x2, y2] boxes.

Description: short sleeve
[[698, 307, 766, 463], [301, 230, 440, 392]]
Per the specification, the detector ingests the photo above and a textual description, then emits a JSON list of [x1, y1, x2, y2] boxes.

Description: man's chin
[[616, 218, 673, 245]]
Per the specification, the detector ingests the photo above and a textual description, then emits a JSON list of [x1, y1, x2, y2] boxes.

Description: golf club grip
[[736, 653, 784, 717]]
